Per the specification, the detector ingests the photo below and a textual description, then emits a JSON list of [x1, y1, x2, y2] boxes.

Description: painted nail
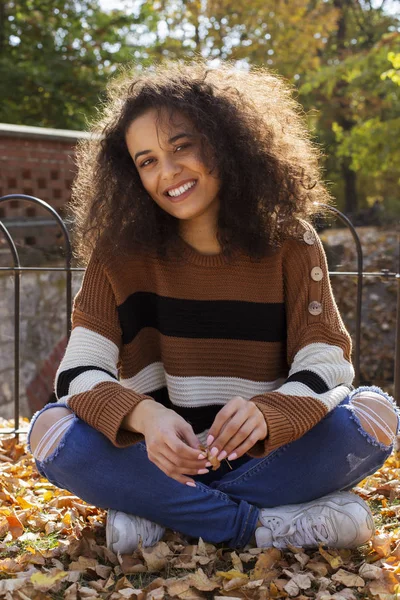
[[206, 434, 214, 446], [210, 447, 219, 457], [205, 461, 212, 467], [198, 468, 209, 475], [227, 452, 237, 461], [217, 450, 227, 461], [186, 481, 196, 487], [198, 453, 206, 460]]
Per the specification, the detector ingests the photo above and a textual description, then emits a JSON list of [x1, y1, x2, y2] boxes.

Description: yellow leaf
[[319, 545, 343, 569], [16, 496, 35, 509], [43, 490, 54, 501], [216, 569, 248, 581], [62, 511, 71, 525], [30, 570, 68, 590]]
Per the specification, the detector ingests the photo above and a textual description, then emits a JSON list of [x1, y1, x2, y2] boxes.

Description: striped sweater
[[55, 222, 354, 457]]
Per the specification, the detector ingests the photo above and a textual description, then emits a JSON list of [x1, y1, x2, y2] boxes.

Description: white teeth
[[167, 180, 196, 197]]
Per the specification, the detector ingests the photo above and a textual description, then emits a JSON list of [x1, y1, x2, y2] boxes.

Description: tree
[[298, 1, 400, 216], [0, 0, 148, 128]]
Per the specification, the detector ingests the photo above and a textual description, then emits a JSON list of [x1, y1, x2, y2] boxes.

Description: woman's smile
[[164, 179, 198, 202]]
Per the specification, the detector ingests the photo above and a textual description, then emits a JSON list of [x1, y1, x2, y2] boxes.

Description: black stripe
[[118, 292, 286, 344], [285, 370, 329, 394], [56, 366, 117, 398], [148, 387, 223, 434]]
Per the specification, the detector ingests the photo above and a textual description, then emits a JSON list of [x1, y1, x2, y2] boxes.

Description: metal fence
[[0, 194, 399, 437]]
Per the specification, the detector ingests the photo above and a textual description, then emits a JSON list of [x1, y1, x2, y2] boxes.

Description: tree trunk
[[342, 160, 358, 215]]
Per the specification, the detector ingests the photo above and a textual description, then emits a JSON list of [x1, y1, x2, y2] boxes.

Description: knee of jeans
[[349, 390, 399, 447], [30, 407, 74, 461]]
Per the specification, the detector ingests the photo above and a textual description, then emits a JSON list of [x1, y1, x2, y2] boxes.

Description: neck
[[179, 214, 221, 256]]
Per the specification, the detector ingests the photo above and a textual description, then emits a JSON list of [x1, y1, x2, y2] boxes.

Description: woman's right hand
[[127, 400, 209, 486]]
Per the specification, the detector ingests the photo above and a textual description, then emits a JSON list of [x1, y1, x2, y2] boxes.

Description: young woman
[[28, 62, 399, 553]]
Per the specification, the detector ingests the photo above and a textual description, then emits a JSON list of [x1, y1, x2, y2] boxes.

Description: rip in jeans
[[31, 413, 75, 465]]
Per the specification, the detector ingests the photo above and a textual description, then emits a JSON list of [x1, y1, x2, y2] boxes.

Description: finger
[[178, 422, 202, 451], [226, 428, 265, 460], [215, 418, 258, 459], [207, 400, 241, 443], [166, 436, 208, 461], [211, 409, 249, 455], [148, 451, 199, 485], [162, 445, 209, 471]]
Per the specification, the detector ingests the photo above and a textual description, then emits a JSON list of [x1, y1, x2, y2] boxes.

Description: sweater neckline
[[178, 237, 240, 267]]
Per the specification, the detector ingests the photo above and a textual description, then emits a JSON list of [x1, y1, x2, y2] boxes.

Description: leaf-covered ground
[[1, 418, 400, 600]]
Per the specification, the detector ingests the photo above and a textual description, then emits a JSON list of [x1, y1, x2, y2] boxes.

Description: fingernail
[[217, 450, 227, 461], [227, 452, 237, 460], [210, 447, 219, 457], [205, 461, 212, 467], [207, 435, 214, 446], [186, 481, 196, 487], [197, 468, 209, 475], [198, 453, 206, 460]]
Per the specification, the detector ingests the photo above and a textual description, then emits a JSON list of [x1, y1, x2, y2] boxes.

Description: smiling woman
[[125, 108, 221, 254], [27, 60, 399, 555]]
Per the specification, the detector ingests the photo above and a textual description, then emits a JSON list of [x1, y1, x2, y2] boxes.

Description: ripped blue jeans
[[27, 387, 399, 548]]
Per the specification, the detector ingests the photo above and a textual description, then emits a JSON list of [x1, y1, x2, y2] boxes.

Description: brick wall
[[0, 123, 91, 257]]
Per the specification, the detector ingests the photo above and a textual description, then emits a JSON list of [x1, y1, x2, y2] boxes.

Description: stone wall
[[0, 269, 83, 419]]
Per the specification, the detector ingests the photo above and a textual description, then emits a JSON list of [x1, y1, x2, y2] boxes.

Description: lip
[[164, 179, 198, 203], [163, 178, 197, 195]]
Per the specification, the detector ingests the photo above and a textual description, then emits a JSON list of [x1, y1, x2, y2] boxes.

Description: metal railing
[[0, 194, 399, 437]]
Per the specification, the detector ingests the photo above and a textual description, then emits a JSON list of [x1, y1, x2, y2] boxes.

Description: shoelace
[[271, 515, 332, 548]]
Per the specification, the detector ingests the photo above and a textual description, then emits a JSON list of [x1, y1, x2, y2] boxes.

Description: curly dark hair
[[70, 60, 331, 264]]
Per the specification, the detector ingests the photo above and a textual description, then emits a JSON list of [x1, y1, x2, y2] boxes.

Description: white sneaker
[[106, 509, 165, 554], [255, 492, 375, 549]]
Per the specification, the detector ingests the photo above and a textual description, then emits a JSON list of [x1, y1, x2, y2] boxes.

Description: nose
[[160, 152, 182, 180]]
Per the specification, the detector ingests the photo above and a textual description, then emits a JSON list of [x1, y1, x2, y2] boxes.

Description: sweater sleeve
[[54, 250, 153, 447], [249, 222, 354, 457]]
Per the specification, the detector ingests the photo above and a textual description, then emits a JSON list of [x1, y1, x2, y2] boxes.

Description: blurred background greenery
[[0, 0, 399, 220]]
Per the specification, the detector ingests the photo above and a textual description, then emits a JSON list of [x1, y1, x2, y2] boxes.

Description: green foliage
[[0, 0, 399, 217], [0, 0, 147, 128]]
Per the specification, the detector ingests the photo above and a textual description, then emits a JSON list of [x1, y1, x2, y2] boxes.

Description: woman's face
[[125, 108, 221, 224]]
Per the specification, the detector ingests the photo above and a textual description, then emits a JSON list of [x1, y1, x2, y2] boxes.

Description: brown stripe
[[68, 381, 151, 447], [119, 328, 288, 381], [249, 393, 328, 457], [108, 252, 285, 305]]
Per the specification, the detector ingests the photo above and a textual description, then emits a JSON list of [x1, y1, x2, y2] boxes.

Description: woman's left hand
[[206, 396, 268, 462]]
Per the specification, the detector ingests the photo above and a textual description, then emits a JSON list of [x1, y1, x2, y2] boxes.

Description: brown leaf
[[252, 548, 282, 579], [141, 541, 171, 572], [371, 533, 392, 558], [68, 556, 98, 571], [6, 511, 24, 539], [119, 555, 147, 574], [187, 568, 220, 591], [331, 569, 365, 587], [307, 560, 329, 576], [165, 578, 191, 597], [358, 562, 383, 580]]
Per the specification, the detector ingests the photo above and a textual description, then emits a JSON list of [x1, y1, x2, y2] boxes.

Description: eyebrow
[[133, 132, 194, 162]]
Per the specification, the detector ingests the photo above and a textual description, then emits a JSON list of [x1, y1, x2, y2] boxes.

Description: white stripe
[[55, 327, 119, 396], [121, 363, 285, 407], [121, 362, 166, 393], [289, 342, 354, 388], [69, 369, 117, 395], [56, 327, 119, 375], [277, 381, 350, 411]]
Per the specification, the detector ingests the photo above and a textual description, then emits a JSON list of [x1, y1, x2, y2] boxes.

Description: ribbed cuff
[[68, 381, 153, 448], [248, 396, 295, 457]]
